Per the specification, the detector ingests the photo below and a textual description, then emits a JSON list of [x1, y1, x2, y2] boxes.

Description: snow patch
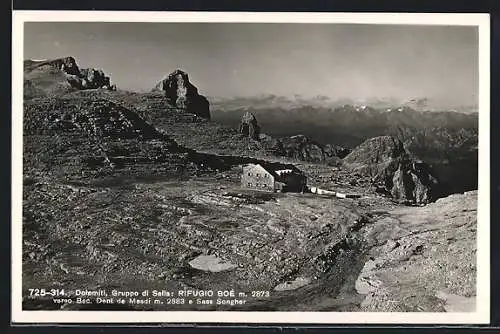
[[188, 254, 237, 272], [274, 277, 311, 291]]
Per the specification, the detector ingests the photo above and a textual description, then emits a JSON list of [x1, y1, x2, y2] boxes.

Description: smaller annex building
[[241, 163, 307, 193]]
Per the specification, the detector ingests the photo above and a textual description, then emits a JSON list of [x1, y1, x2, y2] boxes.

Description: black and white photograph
[[11, 11, 490, 324]]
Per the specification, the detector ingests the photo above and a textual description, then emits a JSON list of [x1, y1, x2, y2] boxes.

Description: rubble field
[[22, 175, 476, 312]]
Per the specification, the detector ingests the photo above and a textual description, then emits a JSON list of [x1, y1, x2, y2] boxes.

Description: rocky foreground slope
[[71, 89, 436, 203], [153, 69, 211, 120], [357, 190, 477, 312]]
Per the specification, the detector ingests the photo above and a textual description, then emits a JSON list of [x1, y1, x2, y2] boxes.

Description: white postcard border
[[11, 10, 491, 325]]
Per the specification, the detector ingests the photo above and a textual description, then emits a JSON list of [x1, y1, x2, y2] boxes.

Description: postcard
[[11, 10, 490, 324]]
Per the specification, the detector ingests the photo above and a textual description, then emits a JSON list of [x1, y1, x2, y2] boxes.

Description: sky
[[24, 22, 478, 105]]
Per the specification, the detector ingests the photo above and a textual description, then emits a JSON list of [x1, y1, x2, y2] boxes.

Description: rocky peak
[[343, 136, 407, 165], [154, 69, 210, 120], [24, 56, 116, 98], [343, 135, 440, 205], [24, 56, 81, 76], [239, 111, 260, 140], [278, 135, 326, 162]]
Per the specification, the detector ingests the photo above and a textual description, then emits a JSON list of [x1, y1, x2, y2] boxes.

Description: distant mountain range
[[208, 94, 478, 114]]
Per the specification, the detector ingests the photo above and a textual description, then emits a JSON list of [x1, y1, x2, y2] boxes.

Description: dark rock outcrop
[[79, 68, 112, 90], [279, 135, 325, 162], [154, 70, 211, 120], [343, 136, 440, 204], [239, 111, 260, 140]]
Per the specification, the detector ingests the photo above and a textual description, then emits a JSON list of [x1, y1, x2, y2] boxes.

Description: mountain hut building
[[241, 163, 307, 193]]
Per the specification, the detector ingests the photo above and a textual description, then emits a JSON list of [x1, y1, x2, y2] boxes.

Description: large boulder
[[239, 111, 260, 140], [343, 136, 440, 204], [154, 69, 211, 120]]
